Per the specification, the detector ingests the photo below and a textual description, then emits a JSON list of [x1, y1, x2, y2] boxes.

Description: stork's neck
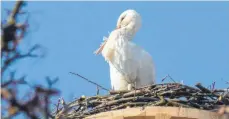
[[120, 27, 137, 40]]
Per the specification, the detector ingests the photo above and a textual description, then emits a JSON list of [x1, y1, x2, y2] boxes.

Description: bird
[[94, 9, 155, 91]]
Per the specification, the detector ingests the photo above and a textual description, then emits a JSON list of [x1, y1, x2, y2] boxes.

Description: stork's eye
[[120, 15, 126, 22], [121, 17, 125, 22]]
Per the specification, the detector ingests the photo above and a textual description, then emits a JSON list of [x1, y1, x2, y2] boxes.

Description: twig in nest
[[161, 75, 169, 82], [161, 74, 176, 83], [69, 72, 109, 91], [109, 90, 130, 95], [96, 86, 99, 95], [168, 75, 176, 83], [152, 96, 166, 106], [195, 83, 212, 93]]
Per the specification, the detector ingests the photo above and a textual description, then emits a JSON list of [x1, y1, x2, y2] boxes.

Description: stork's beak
[[94, 39, 108, 55]]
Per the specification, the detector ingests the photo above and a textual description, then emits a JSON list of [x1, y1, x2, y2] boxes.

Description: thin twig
[[96, 86, 99, 95], [168, 75, 176, 83], [69, 72, 109, 91]]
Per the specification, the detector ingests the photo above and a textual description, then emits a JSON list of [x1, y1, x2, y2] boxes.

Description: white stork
[[94, 9, 155, 91]]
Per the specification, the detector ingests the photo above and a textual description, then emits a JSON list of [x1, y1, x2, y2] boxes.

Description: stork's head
[[94, 9, 142, 55], [116, 9, 142, 34]]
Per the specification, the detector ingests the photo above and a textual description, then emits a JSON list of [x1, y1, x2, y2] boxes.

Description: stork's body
[[95, 10, 155, 91]]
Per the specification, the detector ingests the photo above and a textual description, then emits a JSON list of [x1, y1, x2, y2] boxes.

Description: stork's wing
[[111, 40, 140, 82], [113, 41, 154, 84]]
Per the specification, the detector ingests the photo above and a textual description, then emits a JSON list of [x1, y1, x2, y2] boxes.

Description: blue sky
[[2, 1, 229, 104]]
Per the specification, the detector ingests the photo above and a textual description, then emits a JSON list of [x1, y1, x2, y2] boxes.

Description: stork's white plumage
[[95, 9, 155, 91]]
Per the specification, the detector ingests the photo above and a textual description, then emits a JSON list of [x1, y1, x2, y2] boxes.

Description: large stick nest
[[55, 83, 229, 119]]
